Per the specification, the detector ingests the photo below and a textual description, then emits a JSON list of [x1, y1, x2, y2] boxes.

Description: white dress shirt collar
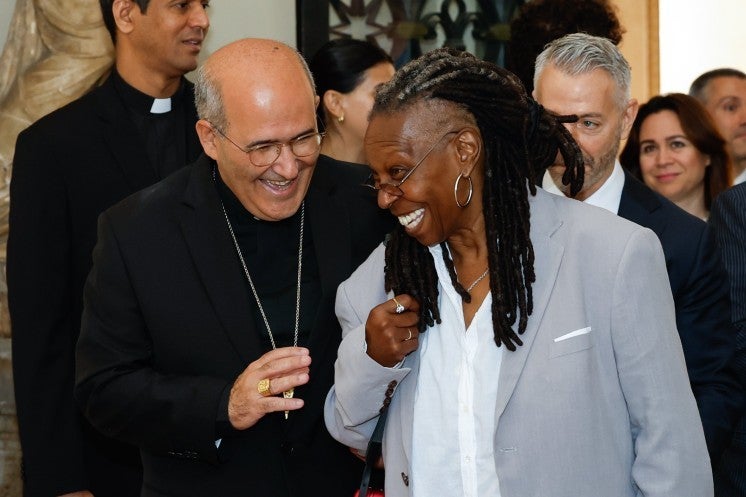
[[542, 160, 625, 214]]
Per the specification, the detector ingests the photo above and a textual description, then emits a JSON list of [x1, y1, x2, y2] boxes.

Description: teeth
[[263, 179, 292, 189], [397, 208, 424, 229]]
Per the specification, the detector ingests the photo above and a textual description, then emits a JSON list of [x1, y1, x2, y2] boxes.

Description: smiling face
[[364, 102, 483, 247], [197, 42, 319, 221], [126, 0, 210, 78], [534, 64, 637, 200], [638, 109, 709, 205], [700, 76, 746, 165]]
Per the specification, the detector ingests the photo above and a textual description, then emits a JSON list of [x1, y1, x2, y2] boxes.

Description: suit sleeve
[[324, 244, 409, 451], [709, 189, 746, 390], [7, 128, 90, 495], [75, 211, 229, 464], [675, 223, 742, 460], [611, 228, 713, 496]]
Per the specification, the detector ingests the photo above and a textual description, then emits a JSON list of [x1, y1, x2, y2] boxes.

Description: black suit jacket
[[709, 182, 746, 496], [74, 155, 395, 497], [618, 172, 742, 461], [7, 74, 201, 496]]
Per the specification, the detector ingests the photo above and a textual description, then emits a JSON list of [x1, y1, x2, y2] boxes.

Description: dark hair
[[620, 93, 732, 210], [374, 47, 583, 350], [100, 0, 151, 43], [689, 68, 746, 101], [308, 38, 393, 126], [506, 0, 624, 94]]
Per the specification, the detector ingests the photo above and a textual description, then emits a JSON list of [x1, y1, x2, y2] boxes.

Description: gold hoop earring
[[454, 173, 473, 208]]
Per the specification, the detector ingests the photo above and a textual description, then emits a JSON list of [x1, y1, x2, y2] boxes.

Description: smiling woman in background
[[620, 93, 732, 220]]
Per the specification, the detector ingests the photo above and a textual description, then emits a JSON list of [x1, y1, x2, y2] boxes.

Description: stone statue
[[0, 0, 114, 336]]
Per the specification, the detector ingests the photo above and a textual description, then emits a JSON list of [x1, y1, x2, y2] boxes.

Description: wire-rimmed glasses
[[211, 124, 324, 167], [364, 130, 459, 196]]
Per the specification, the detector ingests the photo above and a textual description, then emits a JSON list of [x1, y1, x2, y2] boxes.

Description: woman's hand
[[364, 294, 420, 367]]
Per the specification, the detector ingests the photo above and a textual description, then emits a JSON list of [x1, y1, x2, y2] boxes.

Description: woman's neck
[[673, 185, 708, 221], [320, 128, 365, 164]]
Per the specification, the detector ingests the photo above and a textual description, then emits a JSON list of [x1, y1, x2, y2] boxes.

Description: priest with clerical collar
[[8, 1, 209, 495]]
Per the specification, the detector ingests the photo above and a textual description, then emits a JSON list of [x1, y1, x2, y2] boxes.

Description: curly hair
[[507, 0, 624, 94], [374, 48, 584, 350]]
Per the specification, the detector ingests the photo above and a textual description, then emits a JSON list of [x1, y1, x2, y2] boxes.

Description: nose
[[377, 190, 398, 210], [656, 147, 673, 167], [270, 145, 302, 179], [563, 122, 579, 142], [191, 4, 210, 30]]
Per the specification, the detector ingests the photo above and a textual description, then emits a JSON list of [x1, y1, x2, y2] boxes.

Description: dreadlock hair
[[376, 47, 584, 351]]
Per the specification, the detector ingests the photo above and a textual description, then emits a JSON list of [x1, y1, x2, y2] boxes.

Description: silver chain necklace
[[215, 172, 303, 417], [218, 200, 304, 350], [465, 267, 489, 292]]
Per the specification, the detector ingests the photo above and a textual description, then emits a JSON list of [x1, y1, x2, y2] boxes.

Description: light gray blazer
[[325, 187, 712, 497]]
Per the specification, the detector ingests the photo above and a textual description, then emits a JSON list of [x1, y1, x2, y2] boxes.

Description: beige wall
[[3, 1, 745, 98], [615, 0, 659, 104]]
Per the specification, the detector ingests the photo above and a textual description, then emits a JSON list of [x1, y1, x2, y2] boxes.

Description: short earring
[[454, 173, 473, 208], [338, 114, 345, 123]]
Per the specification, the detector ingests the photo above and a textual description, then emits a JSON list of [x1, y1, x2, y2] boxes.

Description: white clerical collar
[[541, 160, 625, 214], [150, 98, 172, 114]]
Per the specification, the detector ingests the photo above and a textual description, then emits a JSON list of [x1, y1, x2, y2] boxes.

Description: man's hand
[[228, 347, 311, 429]]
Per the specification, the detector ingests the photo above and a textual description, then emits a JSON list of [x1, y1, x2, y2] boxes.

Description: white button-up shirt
[[410, 244, 503, 497]]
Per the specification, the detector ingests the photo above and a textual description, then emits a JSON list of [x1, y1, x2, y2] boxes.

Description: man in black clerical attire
[[74, 38, 395, 497], [7, 1, 209, 495]]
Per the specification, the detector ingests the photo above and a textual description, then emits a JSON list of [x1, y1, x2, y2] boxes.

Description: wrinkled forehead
[[367, 99, 472, 144]]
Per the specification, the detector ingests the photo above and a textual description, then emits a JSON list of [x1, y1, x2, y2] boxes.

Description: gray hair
[[194, 44, 316, 133], [534, 32, 631, 110], [194, 63, 226, 131]]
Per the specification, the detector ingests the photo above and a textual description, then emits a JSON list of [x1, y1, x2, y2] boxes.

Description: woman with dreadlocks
[[325, 48, 711, 497]]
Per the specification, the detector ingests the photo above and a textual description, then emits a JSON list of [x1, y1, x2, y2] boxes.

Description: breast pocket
[[549, 327, 593, 358]]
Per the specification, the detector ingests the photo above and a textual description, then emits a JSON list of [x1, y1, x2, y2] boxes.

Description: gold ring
[[405, 328, 413, 340], [392, 297, 405, 314], [257, 378, 272, 397]]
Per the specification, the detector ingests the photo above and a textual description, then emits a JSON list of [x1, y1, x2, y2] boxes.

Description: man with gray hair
[[534, 32, 742, 464], [690, 68, 746, 185], [74, 38, 392, 496]]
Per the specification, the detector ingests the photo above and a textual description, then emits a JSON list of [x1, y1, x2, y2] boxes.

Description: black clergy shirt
[[112, 69, 188, 179]]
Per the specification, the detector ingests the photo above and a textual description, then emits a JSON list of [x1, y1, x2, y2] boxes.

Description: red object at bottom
[[354, 490, 384, 497]]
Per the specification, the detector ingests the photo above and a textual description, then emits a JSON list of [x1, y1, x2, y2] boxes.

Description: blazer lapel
[[305, 170, 352, 353], [495, 189, 565, 420], [178, 156, 262, 363], [617, 171, 666, 236]]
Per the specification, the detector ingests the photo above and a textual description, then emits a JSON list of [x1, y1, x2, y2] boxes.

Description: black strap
[[359, 407, 389, 497]]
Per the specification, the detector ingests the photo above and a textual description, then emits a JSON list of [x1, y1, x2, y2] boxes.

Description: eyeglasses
[[211, 124, 324, 167], [364, 130, 459, 197]]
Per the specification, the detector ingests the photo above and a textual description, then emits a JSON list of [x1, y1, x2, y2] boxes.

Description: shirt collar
[[111, 69, 184, 116], [733, 168, 746, 185], [541, 160, 625, 214]]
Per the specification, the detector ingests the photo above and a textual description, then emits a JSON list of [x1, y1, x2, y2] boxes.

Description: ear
[[112, 0, 136, 35], [455, 127, 482, 177], [196, 119, 219, 160], [620, 98, 639, 141], [322, 90, 345, 122]]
